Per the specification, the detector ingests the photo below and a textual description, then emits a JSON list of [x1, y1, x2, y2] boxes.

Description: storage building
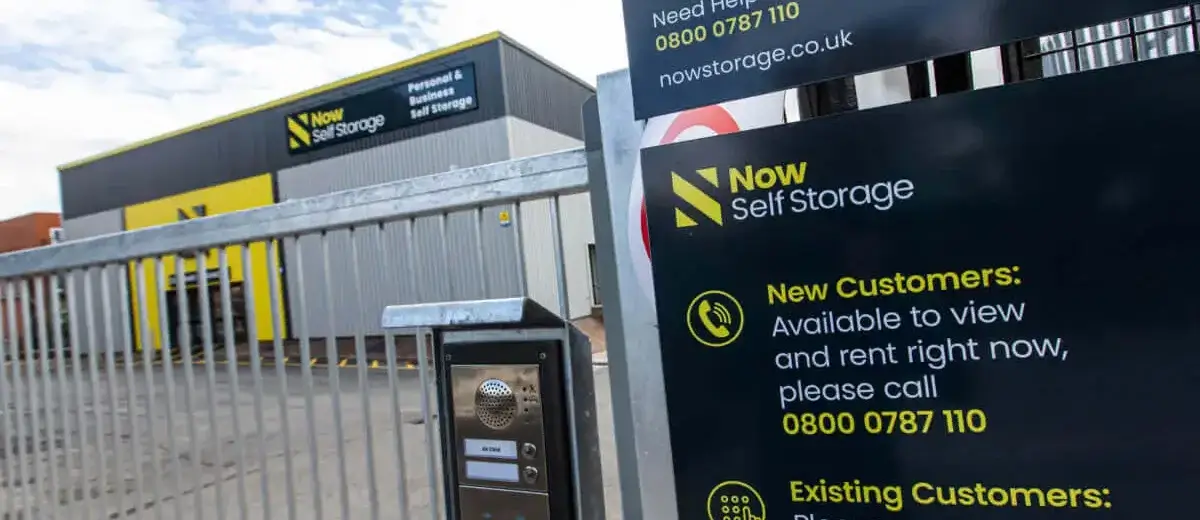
[[56, 32, 598, 355]]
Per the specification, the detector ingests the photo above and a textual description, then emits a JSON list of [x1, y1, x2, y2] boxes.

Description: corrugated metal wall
[[496, 39, 596, 319], [507, 117, 594, 319], [60, 210, 125, 354], [498, 40, 593, 141], [276, 118, 521, 337]]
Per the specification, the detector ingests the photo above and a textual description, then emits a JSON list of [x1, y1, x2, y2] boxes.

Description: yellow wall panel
[[123, 174, 286, 350]]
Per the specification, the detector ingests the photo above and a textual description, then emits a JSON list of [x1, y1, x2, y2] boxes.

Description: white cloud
[[435, 0, 628, 84], [0, 0, 628, 220], [226, 0, 315, 16]]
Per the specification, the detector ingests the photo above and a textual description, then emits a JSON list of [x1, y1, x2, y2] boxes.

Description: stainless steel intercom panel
[[438, 333, 576, 520], [382, 298, 605, 520], [450, 364, 549, 497]]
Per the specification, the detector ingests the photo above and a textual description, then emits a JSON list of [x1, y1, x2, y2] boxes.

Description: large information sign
[[641, 54, 1200, 519], [620, 0, 1186, 118]]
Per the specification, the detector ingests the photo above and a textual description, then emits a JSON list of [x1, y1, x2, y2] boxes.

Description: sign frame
[[637, 53, 1200, 519], [619, 0, 1190, 118]]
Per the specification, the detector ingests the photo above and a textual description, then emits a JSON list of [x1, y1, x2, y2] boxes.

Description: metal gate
[[0, 151, 590, 519]]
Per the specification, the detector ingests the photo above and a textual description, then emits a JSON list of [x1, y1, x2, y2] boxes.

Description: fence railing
[[0, 148, 590, 519]]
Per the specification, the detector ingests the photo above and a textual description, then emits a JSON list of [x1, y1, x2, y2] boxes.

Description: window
[[1007, 5, 1198, 81], [587, 243, 602, 307]]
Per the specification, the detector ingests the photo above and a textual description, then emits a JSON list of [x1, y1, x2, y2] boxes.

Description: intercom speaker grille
[[475, 379, 518, 430]]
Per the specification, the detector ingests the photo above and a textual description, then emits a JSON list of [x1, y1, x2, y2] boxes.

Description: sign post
[[636, 53, 1200, 519]]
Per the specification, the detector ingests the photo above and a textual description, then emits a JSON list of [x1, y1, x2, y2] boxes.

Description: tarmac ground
[[0, 361, 624, 519]]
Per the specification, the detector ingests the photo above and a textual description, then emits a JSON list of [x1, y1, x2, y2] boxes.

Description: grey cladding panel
[[281, 211, 524, 338], [59, 40, 507, 219], [499, 40, 595, 141], [61, 210, 125, 355], [62, 209, 124, 240], [276, 120, 523, 337], [508, 117, 584, 158]]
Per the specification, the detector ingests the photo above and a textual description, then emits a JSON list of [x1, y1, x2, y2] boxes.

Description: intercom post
[[381, 297, 605, 520]]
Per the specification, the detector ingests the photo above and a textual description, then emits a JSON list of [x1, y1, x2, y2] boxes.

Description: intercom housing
[[438, 331, 572, 520], [380, 297, 605, 520]]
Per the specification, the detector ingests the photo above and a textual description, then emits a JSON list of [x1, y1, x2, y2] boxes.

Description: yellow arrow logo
[[287, 116, 311, 149], [672, 167, 722, 228]]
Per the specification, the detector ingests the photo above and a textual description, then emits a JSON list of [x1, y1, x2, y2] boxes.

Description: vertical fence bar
[[217, 248, 251, 520], [0, 282, 14, 517], [240, 243, 271, 518], [50, 275, 72, 519], [127, 262, 158, 518], [404, 217, 439, 519], [414, 329, 440, 520], [404, 220, 421, 302], [319, 232, 352, 520], [81, 269, 108, 517], [65, 274, 93, 518], [349, 227, 380, 519], [18, 279, 42, 513], [174, 256, 206, 520], [34, 278, 58, 519], [120, 264, 149, 517], [195, 250, 228, 520], [382, 327, 410, 519], [153, 258, 186, 520], [0, 283, 9, 515], [548, 195, 586, 519], [99, 267, 129, 516], [512, 203, 529, 296], [266, 240, 298, 520], [384, 222, 412, 518], [474, 208, 489, 298], [290, 235, 325, 520], [437, 214, 454, 299], [548, 197, 571, 319]]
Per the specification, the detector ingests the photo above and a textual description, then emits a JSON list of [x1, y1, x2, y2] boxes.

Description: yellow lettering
[[727, 162, 807, 193], [789, 481, 804, 501], [766, 282, 828, 304], [776, 162, 806, 185], [310, 108, 345, 126], [911, 482, 934, 505], [730, 165, 754, 193], [833, 266, 1022, 301], [835, 277, 858, 298]]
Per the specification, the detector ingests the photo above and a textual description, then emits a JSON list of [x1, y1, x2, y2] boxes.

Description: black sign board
[[641, 54, 1200, 519], [621, 0, 1189, 118], [286, 63, 478, 154]]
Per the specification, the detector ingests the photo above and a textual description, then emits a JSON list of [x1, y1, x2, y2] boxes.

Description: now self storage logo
[[668, 161, 918, 229], [287, 101, 388, 154]]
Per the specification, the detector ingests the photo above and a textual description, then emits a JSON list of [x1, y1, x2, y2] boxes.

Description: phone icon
[[698, 299, 732, 338], [687, 290, 743, 348]]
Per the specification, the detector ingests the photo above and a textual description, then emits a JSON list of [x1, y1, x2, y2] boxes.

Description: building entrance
[[164, 280, 249, 354]]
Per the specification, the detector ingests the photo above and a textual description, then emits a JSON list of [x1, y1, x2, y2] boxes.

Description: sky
[[0, 0, 629, 220]]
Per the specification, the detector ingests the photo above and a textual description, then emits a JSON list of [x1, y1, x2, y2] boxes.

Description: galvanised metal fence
[[0, 149, 589, 519]]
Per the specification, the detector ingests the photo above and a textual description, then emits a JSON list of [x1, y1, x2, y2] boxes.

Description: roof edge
[[58, 31, 503, 171], [494, 34, 597, 93]]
